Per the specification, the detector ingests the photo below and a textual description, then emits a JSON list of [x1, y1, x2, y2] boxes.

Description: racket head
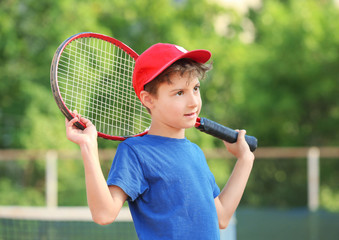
[[50, 32, 151, 140]]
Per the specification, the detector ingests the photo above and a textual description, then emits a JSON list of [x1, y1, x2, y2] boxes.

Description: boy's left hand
[[223, 130, 255, 161]]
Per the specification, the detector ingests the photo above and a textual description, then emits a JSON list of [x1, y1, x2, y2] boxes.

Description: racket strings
[[57, 37, 151, 137], [58, 46, 135, 80]]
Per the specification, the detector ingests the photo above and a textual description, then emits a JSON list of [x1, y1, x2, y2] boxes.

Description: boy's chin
[[183, 121, 197, 129]]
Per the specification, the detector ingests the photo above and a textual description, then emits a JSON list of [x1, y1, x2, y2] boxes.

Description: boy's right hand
[[65, 111, 97, 146]]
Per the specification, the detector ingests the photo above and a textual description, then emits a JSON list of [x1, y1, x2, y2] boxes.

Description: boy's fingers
[[71, 110, 88, 125], [81, 117, 89, 124], [66, 117, 79, 127], [81, 118, 95, 128], [72, 110, 81, 120], [237, 129, 246, 140]]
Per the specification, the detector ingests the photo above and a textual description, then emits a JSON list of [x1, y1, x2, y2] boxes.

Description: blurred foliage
[[0, 159, 45, 205], [0, 0, 338, 210]]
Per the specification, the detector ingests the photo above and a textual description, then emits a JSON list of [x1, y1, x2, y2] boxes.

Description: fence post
[[46, 150, 58, 208], [307, 147, 320, 212]]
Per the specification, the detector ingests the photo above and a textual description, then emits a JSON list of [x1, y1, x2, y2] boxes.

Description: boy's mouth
[[184, 112, 197, 118]]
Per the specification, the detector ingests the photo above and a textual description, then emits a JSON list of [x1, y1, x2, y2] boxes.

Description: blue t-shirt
[[107, 135, 220, 240]]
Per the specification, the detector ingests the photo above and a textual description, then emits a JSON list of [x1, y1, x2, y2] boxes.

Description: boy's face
[[149, 72, 202, 135]]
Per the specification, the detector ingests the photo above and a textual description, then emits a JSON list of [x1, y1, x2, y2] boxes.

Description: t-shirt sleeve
[[106, 142, 149, 201]]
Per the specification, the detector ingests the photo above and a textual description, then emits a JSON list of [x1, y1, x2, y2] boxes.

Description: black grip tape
[[196, 117, 258, 152]]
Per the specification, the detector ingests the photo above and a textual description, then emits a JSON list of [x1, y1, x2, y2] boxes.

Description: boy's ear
[[139, 90, 154, 109]]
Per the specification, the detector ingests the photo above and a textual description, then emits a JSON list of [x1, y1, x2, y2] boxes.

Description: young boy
[[65, 43, 255, 239]]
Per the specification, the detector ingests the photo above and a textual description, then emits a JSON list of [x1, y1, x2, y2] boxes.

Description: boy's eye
[[194, 86, 200, 92], [176, 91, 184, 96]]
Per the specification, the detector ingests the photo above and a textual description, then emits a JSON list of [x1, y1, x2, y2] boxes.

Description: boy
[[65, 43, 255, 239]]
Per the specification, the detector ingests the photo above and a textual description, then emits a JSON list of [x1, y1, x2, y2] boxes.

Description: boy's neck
[[147, 125, 186, 139]]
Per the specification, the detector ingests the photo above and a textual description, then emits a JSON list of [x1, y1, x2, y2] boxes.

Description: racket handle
[[74, 121, 86, 130], [196, 117, 258, 152]]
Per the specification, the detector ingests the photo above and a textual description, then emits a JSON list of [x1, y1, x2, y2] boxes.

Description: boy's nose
[[188, 94, 199, 107]]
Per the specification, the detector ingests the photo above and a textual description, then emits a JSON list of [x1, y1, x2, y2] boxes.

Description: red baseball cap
[[132, 43, 211, 101]]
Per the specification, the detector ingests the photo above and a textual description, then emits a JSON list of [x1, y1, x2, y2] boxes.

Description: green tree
[[227, 0, 339, 147]]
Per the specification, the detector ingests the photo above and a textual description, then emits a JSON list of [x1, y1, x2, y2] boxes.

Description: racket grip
[[196, 117, 258, 152]]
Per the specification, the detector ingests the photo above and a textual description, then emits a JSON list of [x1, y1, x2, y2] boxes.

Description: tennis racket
[[50, 32, 257, 151]]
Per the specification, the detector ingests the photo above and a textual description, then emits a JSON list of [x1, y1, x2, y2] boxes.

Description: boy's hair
[[143, 58, 212, 113]]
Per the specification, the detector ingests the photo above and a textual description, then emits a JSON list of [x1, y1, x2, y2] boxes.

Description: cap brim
[[180, 49, 211, 64]]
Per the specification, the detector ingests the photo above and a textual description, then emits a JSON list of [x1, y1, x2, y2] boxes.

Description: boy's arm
[[214, 130, 255, 229], [66, 116, 128, 225]]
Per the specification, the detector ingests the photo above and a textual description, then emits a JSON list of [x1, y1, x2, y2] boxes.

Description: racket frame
[[50, 32, 149, 140]]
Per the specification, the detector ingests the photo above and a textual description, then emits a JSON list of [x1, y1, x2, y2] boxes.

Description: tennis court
[[237, 207, 339, 240], [0, 218, 137, 240], [0, 206, 235, 240], [1, 207, 338, 240]]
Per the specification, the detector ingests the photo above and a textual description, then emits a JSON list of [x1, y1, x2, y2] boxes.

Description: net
[[0, 207, 138, 240], [237, 207, 339, 240], [56, 36, 151, 137]]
